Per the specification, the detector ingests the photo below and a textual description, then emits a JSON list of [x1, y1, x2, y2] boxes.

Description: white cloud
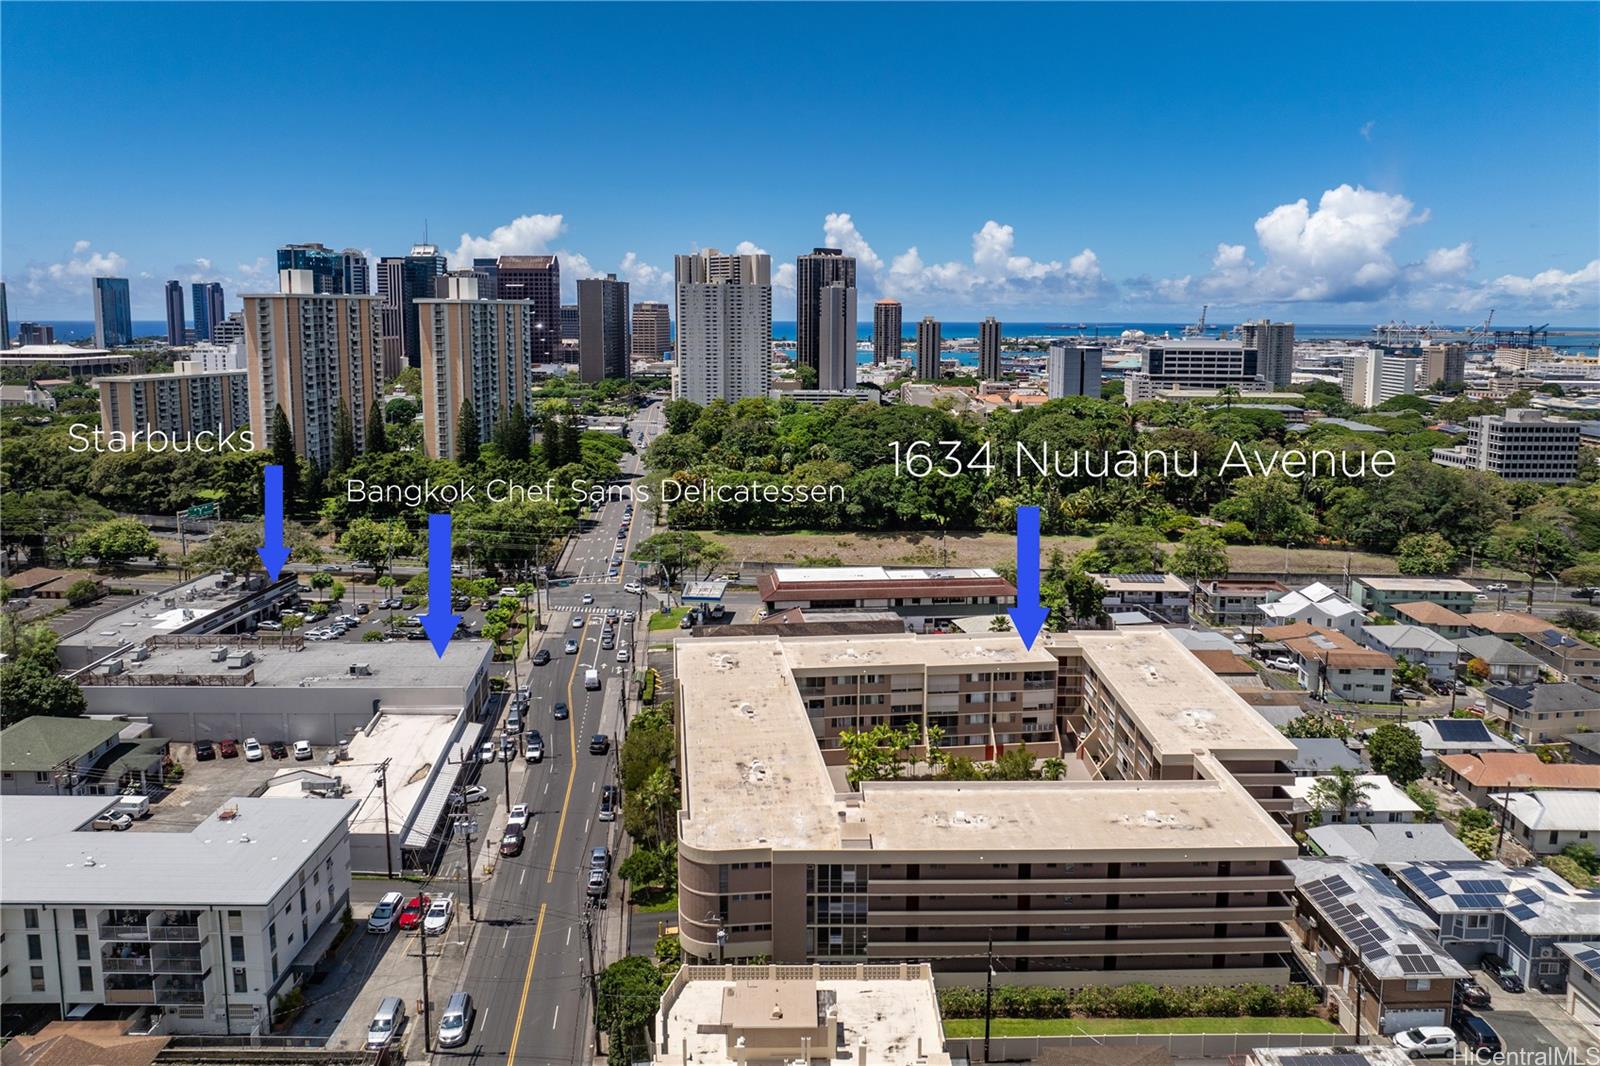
[[733, 240, 766, 257], [1420, 242, 1475, 278], [18, 242, 130, 304], [451, 213, 565, 268], [237, 256, 268, 278], [73, 239, 91, 254], [618, 251, 672, 301], [1360, 120, 1375, 142], [1451, 260, 1600, 312], [822, 212, 884, 274], [195, 257, 213, 271]]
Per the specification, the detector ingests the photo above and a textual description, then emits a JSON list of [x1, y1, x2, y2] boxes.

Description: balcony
[[867, 905, 1295, 927], [867, 875, 1295, 895], [104, 988, 157, 1005], [864, 935, 1290, 959]]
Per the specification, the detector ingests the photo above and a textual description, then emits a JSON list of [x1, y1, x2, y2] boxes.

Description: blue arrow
[[256, 465, 291, 579], [419, 513, 462, 658], [1007, 505, 1049, 649]]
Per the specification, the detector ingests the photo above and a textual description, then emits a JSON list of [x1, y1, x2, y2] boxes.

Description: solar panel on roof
[[1508, 904, 1538, 920], [1514, 888, 1541, 904], [1434, 719, 1492, 743]]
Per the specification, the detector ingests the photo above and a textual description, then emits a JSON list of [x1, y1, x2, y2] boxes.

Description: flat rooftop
[[83, 637, 489, 692], [262, 711, 461, 836], [60, 572, 271, 652], [676, 632, 1293, 859], [1053, 631, 1297, 761], [0, 796, 354, 907], [769, 566, 1003, 584], [1355, 577, 1480, 593]]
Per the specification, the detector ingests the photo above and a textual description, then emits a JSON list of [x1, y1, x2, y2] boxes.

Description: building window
[[79, 966, 94, 992], [23, 910, 38, 930], [29, 966, 45, 993], [234, 967, 248, 994], [231, 935, 246, 963], [26, 934, 42, 961], [1405, 979, 1432, 992], [76, 935, 90, 961], [72, 909, 87, 930]]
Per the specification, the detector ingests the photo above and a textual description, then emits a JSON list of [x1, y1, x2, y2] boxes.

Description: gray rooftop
[[1406, 718, 1518, 754], [0, 717, 125, 772], [1306, 823, 1477, 864], [83, 638, 490, 693], [1360, 624, 1461, 655], [1486, 682, 1600, 713], [1392, 860, 1600, 936], [1287, 738, 1363, 774], [1287, 857, 1468, 980], [58, 572, 275, 653], [1491, 791, 1600, 833], [0, 796, 354, 907], [1453, 635, 1543, 667]]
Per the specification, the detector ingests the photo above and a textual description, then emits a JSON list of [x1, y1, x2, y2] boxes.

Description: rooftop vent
[[226, 650, 254, 669], [349, 663, 372, 676], [83, 855, 96, 867], [130, 645, 149, 662], [102, 659, 124, 676], [209, 646, 229, 662]]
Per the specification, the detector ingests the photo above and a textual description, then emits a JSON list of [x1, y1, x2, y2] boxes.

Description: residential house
[[1391, 860, 1600, 986], [1437, 752, 1600, 806], [1258, 582, 1366, 638], [4, 568, 103, 602], [1263, 623, 1396, 702], [1484, 682, 1600, 745], [1285, 773, 1421, 828], [1490, 792, 1599, 855], [1391, 601, 1473, 639], [0, 719, 127, 796], [1359, 624, 1459, 682], [1405, 718, 1517, 765], [1287, 738, 1363, 776], [1521, 628, 1600, 685], [1285, 858, 1468, 1035], [1305, 823, 1477, 864], [1089, 573, 1191, 623], [1466, 610, 1553, 640], [1188, 648, 1262, 690], [1568, 733, 1600, 766], [1556, 943, 1600, 1027], [1351, 577, 1480, 619], [1194, 579, 1288, 628], [1453, 635, 1544, 683]]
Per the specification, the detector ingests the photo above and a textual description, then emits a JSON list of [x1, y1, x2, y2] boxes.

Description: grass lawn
[[942, 1016, 1339, 1037], [632, 888, 678, 913], [649, 607, 689, 631]]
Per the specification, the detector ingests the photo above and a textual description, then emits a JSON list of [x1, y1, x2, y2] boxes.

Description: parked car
[[1267, 657, 1297, 672], [92, 811, 133, 832], [293, 740, 313, 760], [396, 894, 430, 930], [367, 891, 404, 933], [194, 739, 216, 760], [218, 738, 239, 758], [243, 738, 264, 761], [589, 734, 610, 755], [114, 795, 150, 820], [1454, 977, 1492, 1009], [500, 735, 517, 760], [1452, 1012, 1502, 1055], [500, 825, 525, 856], [422, 896, 454, 935], [585, 868, 609, 905], [590, 845, 610, 872], [257, 620, 282, 631], [269, 740, 288, 759], [1396, 687, 1427, 701], [365, 997, 407, 1051], [436, 991, 473, 1049], [508, 803, 531, 830], [1481, 953, 1525, 992], [532, 649, 551, 666], [458, 784, 489, 804], [1393, 1026, 1456, 1058], [553, 701, 569, 720], [525, 731, 544, 763], [599, 784, 619, 822], [479, 740, 497, 763], [506, 709, 523, 733]]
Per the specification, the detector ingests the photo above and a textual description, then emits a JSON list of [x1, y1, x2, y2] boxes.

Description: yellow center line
[[504, 902, 547, 1063], [546, 612, 584, 883]]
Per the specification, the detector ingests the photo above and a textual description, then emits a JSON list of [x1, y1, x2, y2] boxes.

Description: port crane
[[1181, 305, 1209, 337]]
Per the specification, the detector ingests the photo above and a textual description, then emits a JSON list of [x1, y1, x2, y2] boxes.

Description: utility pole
[[455, 813, 476, 921], [377, 759, 393, 879], [1348, 949, 1363, 1044], [418, 899, 433, 1053], [1495, 786, 1511, 857], [502, 731, 512, 814], [583, 906, 602, 1046], [983, 937, 994, 1063]]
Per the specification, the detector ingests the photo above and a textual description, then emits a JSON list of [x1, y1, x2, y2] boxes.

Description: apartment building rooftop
[[1354, 577, 1480, 593], [0, 796, 354, 907], [676, 632, 1294, 859]]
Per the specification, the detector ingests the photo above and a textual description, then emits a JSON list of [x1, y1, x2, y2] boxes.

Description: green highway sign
[[184, 503, 218, 519]]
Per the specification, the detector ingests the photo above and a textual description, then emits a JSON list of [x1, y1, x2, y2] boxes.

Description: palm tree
[[1307, 767, 1375, 823], [637, 765, 679, 846]]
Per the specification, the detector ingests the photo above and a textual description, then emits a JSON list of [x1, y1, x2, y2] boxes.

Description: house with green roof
[[1, 717, 129, 796]]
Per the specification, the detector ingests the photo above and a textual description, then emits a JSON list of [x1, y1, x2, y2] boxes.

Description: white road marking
[[502, 929, 509, 949], [519, 868, 526, 885], [551, 1004, 560, 1029], [566, 925, 572, 946]]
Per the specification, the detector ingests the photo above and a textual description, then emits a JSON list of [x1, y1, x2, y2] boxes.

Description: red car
[[396, 894, 430, 930], [217, 738, 239, 758]]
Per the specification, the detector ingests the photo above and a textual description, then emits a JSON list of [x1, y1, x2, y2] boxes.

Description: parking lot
[[270, 585, 499, 647], [1477, 988, 1600, 1056], [133, 739, 336, 830]]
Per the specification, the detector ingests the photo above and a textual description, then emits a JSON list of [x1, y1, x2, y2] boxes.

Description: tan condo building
[[416, 274, 537, 459]]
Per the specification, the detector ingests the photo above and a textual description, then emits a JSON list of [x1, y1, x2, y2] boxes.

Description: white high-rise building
[[1046, 344, 1102, 399], [817, 282, 857, 391], [1432, 408, 1582, 483], [1239, 320, 1295, 388], [1340, 347, 1420, 408], [672, 249, 772, 405]]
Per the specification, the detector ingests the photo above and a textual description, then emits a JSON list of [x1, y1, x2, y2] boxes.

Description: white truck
[[114, 795, 150, 819], [584, 667, 601, 690]]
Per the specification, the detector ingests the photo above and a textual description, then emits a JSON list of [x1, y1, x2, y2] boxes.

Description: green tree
[[0, 617, 61, 670], [1561, 841, 1600, 876], [337, 517, 414, 578], [269, 405, 299, 509], [0, 662, 87, 728], [365, 399, 388, 454], [617, 847, 670, 892], [1367, 723, 1425, 785], [1457, 807, 1494, 832], [493, 403, 531, 461], [663, 399, 700, 434], [385, 397, 419, 425], [1460, 826, 1497, 860], [988, 614, 1013, 632], [1093, 525, 1166, 572], [1171, 526, 1230, 583], [1306, 767, 1375, 822], [64, 578, 102, 606], [837, 721, 922, 787], [310, 571, 334, 600], [70, 517, 161, 568], [1396, 531, 1459, 575], [596, 957, 664, 1060], [1553, 608, 1600, 633], [1490, 520, 1579, 609], [1281, 715, 1352, 740], [330, 402, 357, 475], [1211, 475, 1318, 546], [632, 530, 715, 591], [987, 747, 1039, 780], [456, 399, 480, 464], [1405, 782, 1439, 822]]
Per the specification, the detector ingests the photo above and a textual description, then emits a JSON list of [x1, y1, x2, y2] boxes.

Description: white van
[[584, 667, 600, 691], [366, 892, 404, 934], [366, 996, 406, 1049]]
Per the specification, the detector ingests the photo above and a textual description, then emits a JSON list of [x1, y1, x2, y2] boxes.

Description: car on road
[[459, 785, 489, 804], [564, 638, 579, 654], [525, 731, 544, 762], [1452, 1013, 1501, 1055], [1475, 593, 1490, 601], [437, 991, 473, 1049], [582, 593, 595, 605], [92, 811, 134, 831], [366, 891, 404, 934], [508, 803, 531, 830], [589, 734, 610, 755], [243, 738, 264, 761], [624, 582, 644, 594], [532, 649, 551, 666], [608, 566, 620, 577], [422, 896, 454, 934], [617, 647, 631, 663], [355, 603, 369, 615], [500, 735, 517, 760], [623, 610, 635, 622], [498, 586, 518, 597], [585, 868, 609, 905], [506, 709, 522, 733], [1454, 977, 1492, 1009], [499, 825, 525, 856], [590, 846, 610, 872], [194, 739, 216, 760], [1267, 657, 1297, 672], [1393, 1026, 1456, 1058], [572, 615, 586, 628], [599, 784, 619, 822], [1481, 953, 1525, 992], [602, 635, 615, 650], [218, 738, 239, 758], [553, 701, 569, 720], [397, 894, 430, 930], [269, 740, 288, 759], [1486, 582, 1509, 591], [479, 740, 497, 763], [293, 740, 313, 760]]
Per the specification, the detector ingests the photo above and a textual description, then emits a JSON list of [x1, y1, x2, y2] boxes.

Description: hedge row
[[937, 982, 1320, 1020]]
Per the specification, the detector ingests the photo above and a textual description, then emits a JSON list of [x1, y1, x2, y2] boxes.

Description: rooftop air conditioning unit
[[102, 659, 125, 676], [209, 646, 229, 662], [349, 663, 372, 677], [130, 646, 149, 662], [226, 650, 254, 669]]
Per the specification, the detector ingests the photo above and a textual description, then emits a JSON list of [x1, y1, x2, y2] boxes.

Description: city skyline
[[2, 3, 1596, 323]]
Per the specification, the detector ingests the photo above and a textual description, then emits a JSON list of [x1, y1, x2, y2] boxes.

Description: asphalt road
[[428, 403, 663, 1064]]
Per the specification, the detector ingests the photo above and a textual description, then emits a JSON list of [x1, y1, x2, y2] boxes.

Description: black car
[[553, 701, 568, 720], [194, 739, 216, 760], [532, 649, 551, 666], [1452, 1012, 1502, 1055], [269, 740, 289, 759], [1454, 977, 1492, 1009], [499, 825, 525, 857], [1481, 953, 1525, 992], [588, 734, 610, 755]]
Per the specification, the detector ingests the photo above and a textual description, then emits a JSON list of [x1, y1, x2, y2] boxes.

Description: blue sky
[[3, 2, 1596, 322]]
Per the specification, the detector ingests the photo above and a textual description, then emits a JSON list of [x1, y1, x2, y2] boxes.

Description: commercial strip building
[[242, 270, 383, 469], [651, 963, 949, 1066], [1483, 682, 1600, 744], [1350, 577, 1480, 619], [1431, 408, 1582, 483], [1284, 858, 1467, 1035], [0, 344, 129, 377], [416, 275, 538, 459], [754, 567, 1016, 633], [673, 249, 773, 405], [0, 796, 354, 1034], [674, 628, 1299, 985], [95, 367, 250, 443]]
